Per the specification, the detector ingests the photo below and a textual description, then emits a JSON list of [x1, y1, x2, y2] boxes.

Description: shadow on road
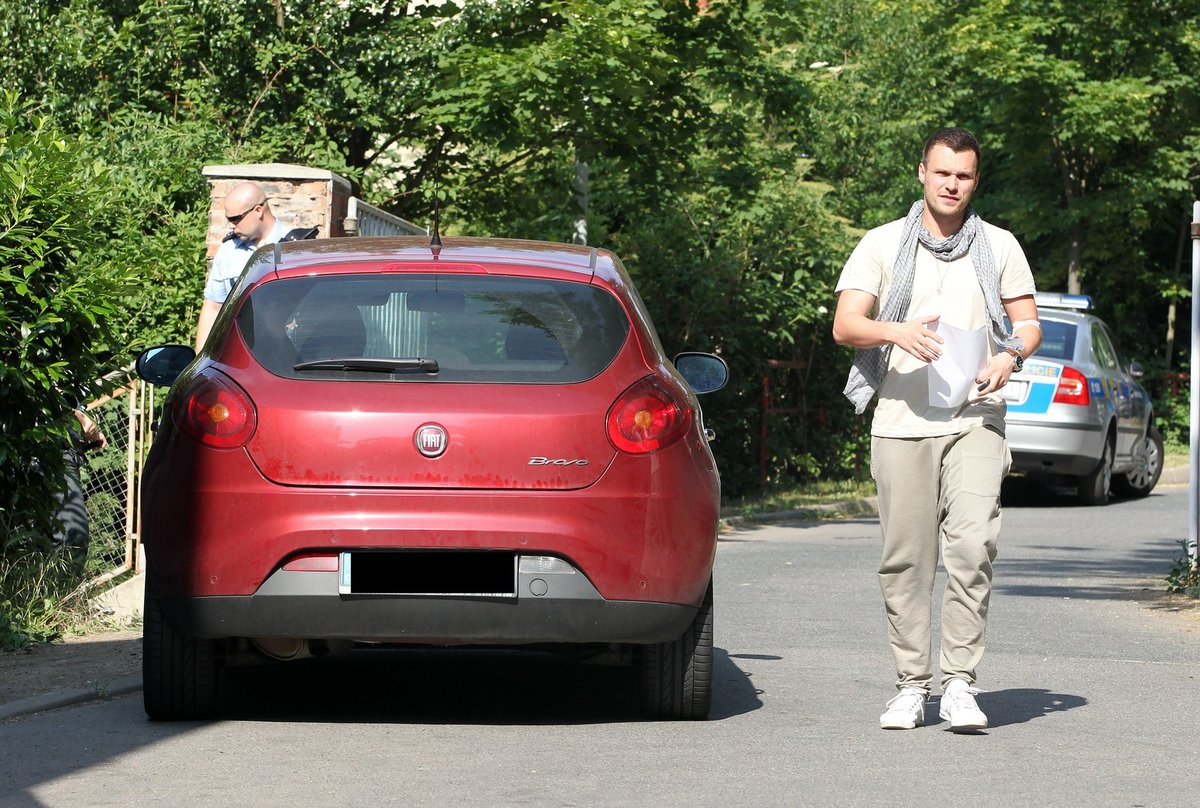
[[995, 537, 1182, 601], [0, 647, 760, 804], [1002, 475, 1177, 509], [219, 644, 760, 725], [921, 688, 1087, 732], [971, 688, 1088, 728]]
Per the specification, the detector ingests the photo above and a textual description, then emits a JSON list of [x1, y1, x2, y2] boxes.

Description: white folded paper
[[927, 320, 988, 408]]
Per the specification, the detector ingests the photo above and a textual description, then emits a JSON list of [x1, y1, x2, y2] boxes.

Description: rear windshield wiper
[[293, 357, 439, 374]]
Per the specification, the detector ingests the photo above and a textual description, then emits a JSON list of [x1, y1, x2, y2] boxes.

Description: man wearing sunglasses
[[195, 182, 286, 349]]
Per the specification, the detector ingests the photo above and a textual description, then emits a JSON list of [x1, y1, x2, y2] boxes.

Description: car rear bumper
[[1006, 419, 1104, 477], [141, 432, 720, 606], [155, 560, 697, 644]]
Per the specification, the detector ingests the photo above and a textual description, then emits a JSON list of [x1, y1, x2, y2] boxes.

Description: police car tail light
[[173, 370, 257, 449], [1053, 367, 1091, 406], [607, 375, 692, 454]]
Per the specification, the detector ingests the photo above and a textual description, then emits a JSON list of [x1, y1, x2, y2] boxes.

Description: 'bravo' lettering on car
[[528, 457, 590, 466]]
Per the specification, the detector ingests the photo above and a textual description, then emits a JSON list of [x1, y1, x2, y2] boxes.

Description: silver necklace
[[936, 263, 951, 295]]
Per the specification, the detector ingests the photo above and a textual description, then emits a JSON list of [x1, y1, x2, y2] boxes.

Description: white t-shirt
[[836, 218, 1037, 438], [204, 218, 287, 304]]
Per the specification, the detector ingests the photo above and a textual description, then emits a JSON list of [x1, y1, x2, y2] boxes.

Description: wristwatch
[[1004, 348, 1024, 373]]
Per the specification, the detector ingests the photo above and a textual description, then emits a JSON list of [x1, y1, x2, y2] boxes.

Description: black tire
[[640, 579, 713, 720], [1077, 433, 1114, 506], [143, 589, 221, 721], [1113, 424, 1164, 499]]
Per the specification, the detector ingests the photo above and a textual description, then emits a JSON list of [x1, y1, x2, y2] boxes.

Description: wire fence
[[79, 371, 155, 580]]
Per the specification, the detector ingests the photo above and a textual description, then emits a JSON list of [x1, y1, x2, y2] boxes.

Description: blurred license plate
[[339, 551, 517, 597], [1002, 380, 1028, 402]]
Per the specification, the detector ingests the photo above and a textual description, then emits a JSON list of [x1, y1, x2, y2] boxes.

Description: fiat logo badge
[[414, 424, 448, 458]]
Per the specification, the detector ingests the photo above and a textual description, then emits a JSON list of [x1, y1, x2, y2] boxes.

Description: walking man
[[832, 127, 1042, 731]]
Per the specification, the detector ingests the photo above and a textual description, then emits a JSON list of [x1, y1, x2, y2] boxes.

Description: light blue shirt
[[204, 218, 287, 304]]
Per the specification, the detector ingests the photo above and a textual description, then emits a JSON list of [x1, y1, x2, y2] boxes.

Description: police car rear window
[[1036, 320, 1077, 362], [236, 274, 630, 383]]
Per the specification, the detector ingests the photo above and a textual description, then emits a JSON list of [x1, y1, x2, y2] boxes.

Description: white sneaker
[[880, 687, 927, 730], [939, 679, 988, 731]]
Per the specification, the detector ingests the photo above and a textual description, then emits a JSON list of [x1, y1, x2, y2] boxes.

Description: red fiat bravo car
[[136, 237, 727, 721]]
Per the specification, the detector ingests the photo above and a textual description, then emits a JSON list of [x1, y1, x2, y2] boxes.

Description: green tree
[[586, 1, 861, 492], [945, 0, 1200, 303], [799, 0, 954, 227], [418, 0, 711, 221]]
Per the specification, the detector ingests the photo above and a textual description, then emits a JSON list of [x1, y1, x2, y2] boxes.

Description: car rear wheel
[[143, 590, 222, 721], [640, 579, 713, 720], [1077, 434, 1114, 506], [1113, 424, 1164, 499]]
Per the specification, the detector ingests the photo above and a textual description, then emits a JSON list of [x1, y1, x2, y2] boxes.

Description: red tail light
[[1053, 367, 1091, 406], [173, 370, 257, 448], [607, 375, 693, 453]]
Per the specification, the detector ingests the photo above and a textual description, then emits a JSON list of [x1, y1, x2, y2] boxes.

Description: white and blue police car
[[1004, 292, 1162, 505]]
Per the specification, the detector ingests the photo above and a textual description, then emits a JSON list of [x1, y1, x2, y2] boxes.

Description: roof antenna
[[431, 200, 442, 249], [430, 175, 442, 255]]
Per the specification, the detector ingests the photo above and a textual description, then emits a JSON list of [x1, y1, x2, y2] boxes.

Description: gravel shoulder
[[0, 629, 142, 708]]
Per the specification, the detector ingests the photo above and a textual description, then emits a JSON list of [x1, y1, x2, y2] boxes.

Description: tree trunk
[[1067, 220, 1083, 295], [1165, 214, 1189, 370]]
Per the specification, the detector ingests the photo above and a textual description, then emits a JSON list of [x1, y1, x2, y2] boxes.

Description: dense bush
[[0, 93, 130, 541], [0, 93, 133, 646], [596, 155, 864, 496]]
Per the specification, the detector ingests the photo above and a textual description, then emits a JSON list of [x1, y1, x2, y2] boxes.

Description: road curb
[[719, 464, 1189, 534], [1159, 464, 1189, 486], [720, 496, 880, 532], [0, 674, 141, 722]]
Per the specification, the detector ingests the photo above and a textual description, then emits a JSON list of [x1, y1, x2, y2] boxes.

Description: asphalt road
[[0, 484, 1195, 807]]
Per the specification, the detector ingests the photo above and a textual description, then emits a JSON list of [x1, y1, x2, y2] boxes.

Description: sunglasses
[[226, 203, 262, 225]]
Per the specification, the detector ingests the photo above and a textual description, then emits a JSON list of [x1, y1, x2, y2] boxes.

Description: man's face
[[225, 198, 265, 241], [918, 144, 979, 223]]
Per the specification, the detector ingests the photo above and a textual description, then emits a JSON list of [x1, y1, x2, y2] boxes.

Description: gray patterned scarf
[[842, 200, 1022, 414]]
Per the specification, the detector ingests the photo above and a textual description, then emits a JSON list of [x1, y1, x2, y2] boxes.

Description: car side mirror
[[674, 352, 729, 395], [136, 345, 196, 387], [1128, 361, 1144, 379]]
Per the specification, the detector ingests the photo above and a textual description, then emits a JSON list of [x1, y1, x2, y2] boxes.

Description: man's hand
[[889, 315, 944, 363], [974, 351, 1019, 395], [74, 409, 107, 450], [833, 290, 944, 362]]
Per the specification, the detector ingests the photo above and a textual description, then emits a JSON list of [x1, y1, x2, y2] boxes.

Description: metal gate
[[81, 369, 155, 585]]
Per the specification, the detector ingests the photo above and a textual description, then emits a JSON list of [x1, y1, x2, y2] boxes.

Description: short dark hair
[[922, 127, 981, 172]]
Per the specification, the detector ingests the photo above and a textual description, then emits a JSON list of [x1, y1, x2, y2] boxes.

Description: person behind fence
[[53, 407, 107, 568], [831, 126, 1042, 732], [195, 182, 286, 350]]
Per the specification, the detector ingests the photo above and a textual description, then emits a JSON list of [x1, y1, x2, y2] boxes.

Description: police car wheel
[[1077, 435, 1113, 507], [1112, 424, 1163, 499]]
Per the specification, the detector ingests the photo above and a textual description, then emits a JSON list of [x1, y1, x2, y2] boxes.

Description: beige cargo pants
[[870, 425, 1011, 692]]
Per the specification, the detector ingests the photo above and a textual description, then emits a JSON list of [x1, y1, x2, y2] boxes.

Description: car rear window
[[236, 274, 630, 383], [1036, 319, 1077, 361]]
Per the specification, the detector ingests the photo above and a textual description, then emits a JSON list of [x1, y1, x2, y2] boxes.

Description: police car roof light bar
[[1034, 292, 1093, 310]]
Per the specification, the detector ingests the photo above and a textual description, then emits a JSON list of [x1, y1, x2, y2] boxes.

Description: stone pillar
[[200, 163, 352, 262]]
